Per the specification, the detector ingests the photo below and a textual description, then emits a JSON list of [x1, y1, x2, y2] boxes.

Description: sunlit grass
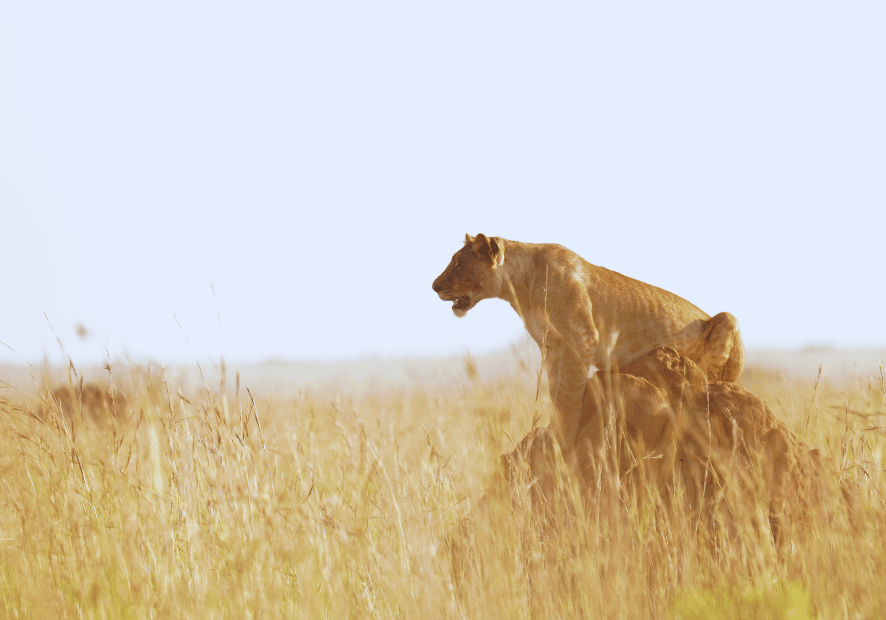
[[0, 356, 883, 618]]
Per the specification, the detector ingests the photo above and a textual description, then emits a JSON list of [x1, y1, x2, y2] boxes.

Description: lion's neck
[[495, 239, 540, 315]]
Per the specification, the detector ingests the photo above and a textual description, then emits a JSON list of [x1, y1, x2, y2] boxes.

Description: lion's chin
[[451, 296, 471, 317]]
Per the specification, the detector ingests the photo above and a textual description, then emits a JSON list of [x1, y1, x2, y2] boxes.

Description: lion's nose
[[432, 279, 442, 293]]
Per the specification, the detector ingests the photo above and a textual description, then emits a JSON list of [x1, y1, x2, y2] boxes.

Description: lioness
[[432, 234, 744, 444]]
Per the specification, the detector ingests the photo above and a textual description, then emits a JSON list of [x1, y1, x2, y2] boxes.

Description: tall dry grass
[[0, 355, 883, 619]]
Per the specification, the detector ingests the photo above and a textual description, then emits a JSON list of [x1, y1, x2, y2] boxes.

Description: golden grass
[[0, 356, 884, 619]]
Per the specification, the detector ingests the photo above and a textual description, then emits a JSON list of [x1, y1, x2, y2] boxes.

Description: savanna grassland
[[0, 351, 884, 619]]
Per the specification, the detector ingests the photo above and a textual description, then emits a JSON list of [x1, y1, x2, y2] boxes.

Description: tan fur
[[432, 234, 745, 444], [499, 348, 829, 543], [442, 349, 833, 579]]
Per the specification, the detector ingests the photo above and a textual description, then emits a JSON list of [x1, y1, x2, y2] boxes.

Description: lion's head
[[432, 234, 504, 317]]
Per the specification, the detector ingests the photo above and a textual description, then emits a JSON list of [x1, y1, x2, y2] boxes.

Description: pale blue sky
[[1, 1, 884, 365]]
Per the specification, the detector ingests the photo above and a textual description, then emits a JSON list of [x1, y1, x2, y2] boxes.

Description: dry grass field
[[0, 348, 884, 619]]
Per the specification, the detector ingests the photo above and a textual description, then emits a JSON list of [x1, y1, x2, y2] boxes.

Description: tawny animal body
[[432, 234, 744, 445]]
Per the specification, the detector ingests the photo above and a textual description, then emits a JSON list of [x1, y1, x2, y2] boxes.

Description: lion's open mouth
[[438, 292, 472, 316], [451, 297, 470, 313]]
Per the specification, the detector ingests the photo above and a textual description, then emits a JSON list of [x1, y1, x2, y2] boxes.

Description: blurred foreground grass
[[0, 354, 883, 619]]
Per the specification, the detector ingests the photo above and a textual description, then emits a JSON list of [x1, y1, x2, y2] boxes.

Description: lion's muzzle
[[432, 278, 472, 317]]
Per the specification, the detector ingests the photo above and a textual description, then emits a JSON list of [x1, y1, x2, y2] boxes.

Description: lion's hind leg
[[698, 312, 745, 383]]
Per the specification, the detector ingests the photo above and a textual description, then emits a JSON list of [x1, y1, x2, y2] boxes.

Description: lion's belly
[[607, 317, 709, 368]]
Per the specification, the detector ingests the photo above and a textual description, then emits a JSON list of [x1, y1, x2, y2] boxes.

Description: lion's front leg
[[547, 356, 592, 446], [544, 330, 596, 447], [535, 284, 598, 447]]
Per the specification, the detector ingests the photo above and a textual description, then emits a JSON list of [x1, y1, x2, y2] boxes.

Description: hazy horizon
[[2, 336, 884, 368], [3, 338, 882, 400]]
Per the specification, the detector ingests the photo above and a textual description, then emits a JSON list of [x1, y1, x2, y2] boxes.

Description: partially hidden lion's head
[[432, 234, 504, 317]]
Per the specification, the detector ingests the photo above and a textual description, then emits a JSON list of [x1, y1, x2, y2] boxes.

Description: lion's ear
[[474, 234, 503, 267], [468, 233, 486, 255], [489, 237, 502, 266]]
